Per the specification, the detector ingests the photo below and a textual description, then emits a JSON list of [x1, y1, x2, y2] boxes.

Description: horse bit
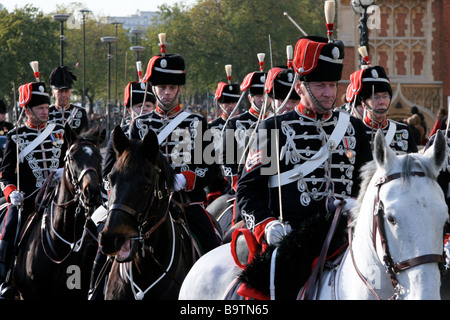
[[350, 171, 444, 300]]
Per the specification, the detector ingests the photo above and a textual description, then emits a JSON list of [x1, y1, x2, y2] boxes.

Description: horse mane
[[115, 139, 175, 190], [351, 153, 436, 224], [78, 126, 103, 148]]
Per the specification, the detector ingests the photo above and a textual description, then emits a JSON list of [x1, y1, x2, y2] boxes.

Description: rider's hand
[[174, 173, 187, 192], [333, 198, 357, 214], [9, 190, 24, 207], [53, 168, 64, 181], [264, 220, 292, 247]]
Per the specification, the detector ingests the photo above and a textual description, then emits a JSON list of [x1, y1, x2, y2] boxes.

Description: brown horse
[[99, 126, 196, 300], [12, 126, 105, 299]]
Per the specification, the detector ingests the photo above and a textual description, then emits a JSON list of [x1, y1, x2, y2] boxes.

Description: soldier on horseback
[[205, 65, 240, 206], [235, 30, 374, 298], [48, 66, 88, 135], [0, 78, 67, 298], [129, 34, 221, 254], [346, 47, 417, 154]]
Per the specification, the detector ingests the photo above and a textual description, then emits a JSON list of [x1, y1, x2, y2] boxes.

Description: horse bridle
[[108, 165, 173, 247], [351, 171, 444, 300], [63, 140, 100, 209], [41, 140, 101, 263]]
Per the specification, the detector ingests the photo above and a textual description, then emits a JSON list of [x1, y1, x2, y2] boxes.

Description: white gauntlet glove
[[333, 198, 357, 214], [174, 173, 187, 192], [9, 190, 24, 207], [264, 220, 292, 247], [52, 168, 64, 181]]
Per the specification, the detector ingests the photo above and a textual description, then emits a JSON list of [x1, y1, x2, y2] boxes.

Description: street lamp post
[[101, 36, 118, 134], [351, 0, 376, 67], [130, 46, 145, 81], [111, 22, 122, 113], [52, 14, 71, 67], [79, 9, 91, 110]]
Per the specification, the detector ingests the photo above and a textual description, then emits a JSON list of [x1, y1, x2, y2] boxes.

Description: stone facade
[[337, 0, 446, 134]]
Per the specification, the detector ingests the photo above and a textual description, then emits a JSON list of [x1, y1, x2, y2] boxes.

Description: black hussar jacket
[[49, 104, 88, 135], [236, 104, 373, 243], [362, 116, 418, 154], [130, 105, 212, 203], [0, 121, 67, 201], [222, 107, 269, 191]]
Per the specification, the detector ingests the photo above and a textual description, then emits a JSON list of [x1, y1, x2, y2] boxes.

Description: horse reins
[[349, 171, 444, 300]]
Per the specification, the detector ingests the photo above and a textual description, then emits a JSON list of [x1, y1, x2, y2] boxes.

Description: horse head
[[99, 126, 174, 262], [63, 124, 105, 211], [348, 129, 448, 300]]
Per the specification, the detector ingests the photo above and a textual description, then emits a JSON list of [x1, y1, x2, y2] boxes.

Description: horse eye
[[387, 216, 397, 225]]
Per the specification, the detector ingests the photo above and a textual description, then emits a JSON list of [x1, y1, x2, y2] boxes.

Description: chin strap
[[303, 82, 335, 114]]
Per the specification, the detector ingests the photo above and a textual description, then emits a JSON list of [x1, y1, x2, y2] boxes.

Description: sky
[[0, 0, 197, 16]]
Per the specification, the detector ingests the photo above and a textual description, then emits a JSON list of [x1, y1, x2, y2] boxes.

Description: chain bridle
[[350, 171, 445, 300]]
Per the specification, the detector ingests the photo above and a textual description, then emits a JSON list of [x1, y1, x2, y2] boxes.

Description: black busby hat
[[124, 82, 156, 107], [49, 66, 77, 90], [358, 66, 392, 100], [215, 83, 240, 103], [241, 71, 267, 95], [143, 54, 186, 86], [0, 100, 6, 114], [293, 36, 344, 82], [18, 82, 50, 108], [265, 68, 300, 100]]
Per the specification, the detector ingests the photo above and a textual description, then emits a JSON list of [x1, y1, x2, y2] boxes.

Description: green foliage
[[0, 0, 325, 116]]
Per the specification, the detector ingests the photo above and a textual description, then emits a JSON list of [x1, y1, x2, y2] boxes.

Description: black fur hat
[[143, 54, 186, 86], [49, 66, 77, 90], [293, 36, 345, 83]]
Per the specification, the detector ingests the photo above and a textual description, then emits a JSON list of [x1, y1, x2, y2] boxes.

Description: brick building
[[337, 0, 448, 135]]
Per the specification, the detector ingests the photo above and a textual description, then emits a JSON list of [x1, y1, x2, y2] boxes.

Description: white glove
[[333, 198, 357, 214], [9, 190, 24, 207], [174, 173, 187, 192], [264, 220, 292, 247], [52, 168, 64, 181]]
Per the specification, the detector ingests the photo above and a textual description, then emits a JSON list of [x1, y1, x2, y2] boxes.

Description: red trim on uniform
[[155, 104, 183, 119], [237, 283, 270, 300], [296, 103, 332, 120], [3, 185, 17, 202], [253, 217, 276, 244], [180, 170, 196, 191], [231, 175, 238, 192], [363, 115, 388, 129]]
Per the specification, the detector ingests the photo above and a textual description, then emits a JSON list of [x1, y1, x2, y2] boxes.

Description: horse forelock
[[114, 140, 175, 190], [351, 153, 435, 225]]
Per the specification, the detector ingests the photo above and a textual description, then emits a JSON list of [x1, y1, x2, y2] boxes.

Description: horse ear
[[373, 128, 396, 168], [112, 125, 130, 157], [143, 129, 159, 163], [423, 130, 446, 174], [64, 123, 77, 145]]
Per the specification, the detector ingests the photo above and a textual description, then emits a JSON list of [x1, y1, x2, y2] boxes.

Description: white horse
[[179, 129, 448, 300]]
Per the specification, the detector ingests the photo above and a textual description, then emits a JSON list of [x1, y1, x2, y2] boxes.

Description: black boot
[[88, 250, 109, 300], [0, 240, 15, 299]]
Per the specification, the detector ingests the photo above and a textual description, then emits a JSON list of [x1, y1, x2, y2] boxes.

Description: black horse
[[99, 126, 196, 300], [12, 126, 105, 299]]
